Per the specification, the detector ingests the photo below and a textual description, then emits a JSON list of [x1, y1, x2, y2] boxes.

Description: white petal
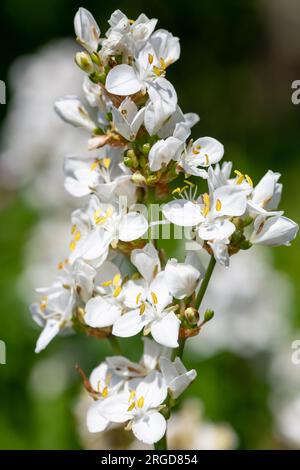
[[145, 78, 177, 135], [85, 297, 122, 328], [198, 219, 235, 241], [74, 7, 100, 52], [131, 242, 161, 283], [87, 401, 110, 433], [251, 170, 281, 206], [54, 97, 95, 131], [132, 411, 166, 444], [142, 338, 169, 371], [148, 272, 172, 313], [207, 240, 230, 267], [135, 371, 167, 409], [112, 310, 149, 338], [151, 312, 180, 348], [122, 279, 147, 309], [163, 199, 204, 227], [211, 185, 247, 217], [105, 65, 142, 96], [118, 212, 148, 241], [35, 320, 60, 353], [190, 137, 224, 167], [251, 216, 298, 246], [165, 258, 200, 299]]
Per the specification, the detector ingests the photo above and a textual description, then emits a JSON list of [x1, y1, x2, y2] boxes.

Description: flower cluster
[[30, 8, 298, 447]]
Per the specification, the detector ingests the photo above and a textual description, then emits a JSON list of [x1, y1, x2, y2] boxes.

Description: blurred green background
[[0, 0, 300, 450]]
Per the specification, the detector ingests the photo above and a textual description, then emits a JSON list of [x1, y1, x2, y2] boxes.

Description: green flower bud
[[142, 143, 151, 156], [184, 307, 200, 326], [75, 52, 94, 73], [125, 149, 138, 168], [204, 309, 214, 323], [90, 52, 101, 65], [131, 172, 146, 186]]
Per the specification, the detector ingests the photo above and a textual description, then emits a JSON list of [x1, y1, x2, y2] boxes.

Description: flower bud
[[75, 52, 94, 73], [204, 309, 214, 323], [142, 143, 151, 156], [131, 172, 146, 186], [90, 52, 101, 65], [184, 307, 199, 326], [125, 149, 138, 168]]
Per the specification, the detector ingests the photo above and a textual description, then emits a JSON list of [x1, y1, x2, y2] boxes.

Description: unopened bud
[[75, 52, 94, 73], [142, 143, 151, 156], [131, 172, 146, 186], [90, 52, 101, 65], [240, 240, 252, 250], [204, 309, 214, 323], [125, 149, 138, 168], [184, 307, 199, 326]]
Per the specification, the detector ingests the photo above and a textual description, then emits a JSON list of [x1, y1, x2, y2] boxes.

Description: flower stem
[[195, 255, 216, 311], [108, 336, 123, 355]]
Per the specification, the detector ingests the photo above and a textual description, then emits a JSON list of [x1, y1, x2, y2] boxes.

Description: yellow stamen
[[105, 373, 112, 386], [196, 145, 201, 150], [184, 179, 195, 187], [160, 57, 166, 70], [139, 303, 146, 315], [137, 396, 145, 408], [105, 207, 113, 218], [245, 174, 253, 187], [216, 199, 222, 212], [113, 273, 121, 287], [203, 193, 210, 206], [102, 157, 111, 169], [57, 261, 64, 270], [128, 390, 136, 402], [113, 286, 122, 298], [101, 280, 113, 287], [172, 187, 181, 195], [192, 149, 200, 155], [74, 230, 81, 241], [151, 292, 158, 305], [102, 387, 108, 398], [136, 292, 142, 305], [69, 240, 76, 251], [153, 65, 162, 76], [127, 402, 135, 411], [71, 224, 77, 235], [148, 53, 154, 64], [90, 159, 99, 171], [204, 154, 209, 166], [234, 170, 245, 185]]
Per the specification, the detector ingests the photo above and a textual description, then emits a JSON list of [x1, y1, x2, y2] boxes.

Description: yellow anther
[[102, 387, 108, 398], [136, 292, 142, 305], [105, 207, 113, 218], [90, 159, 99, 171], [245, 174, 253, 187], [184, 179, 195, 187], [192, 149, 200, 155], [234, 170, 245, 185], [216, 199, 222, 212], [127, 402, 135, 411], [69, 240, 77, 251], [74, 230, 81, 241], [204, 154, 209, 166], [105, 373, 112, 386], [40, 301, 47, 312], [112, 273, 121, 287], [151, 292, 158, 305], [153, 65, 162, 76], [137, 396, 145, 408], [203, 193, 210, 206], [113, 286, 122, 298], [128, 390, 136, 402], [148, 53, 154, 64], [159, 57, 167, 70], [139, 303, 146, 315], [196, 145, 201, 150], [202, 205, 209, 217], [71, 224, 77, 235], [101, 280, 113, 287], [172, 187, 181, 195], [102, 157, 111, 169], [57, 261, 64, 270], [180, 185, 189, 193], [128, 19, 135, 24]]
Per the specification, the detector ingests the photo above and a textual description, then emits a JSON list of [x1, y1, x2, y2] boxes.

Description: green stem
[[195, 255, 216, 311], [154, 433, 167, 450], [108, 336, 123, 355]]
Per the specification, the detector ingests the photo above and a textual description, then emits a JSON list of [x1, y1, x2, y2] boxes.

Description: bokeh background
[[0, 0, 300, 449]]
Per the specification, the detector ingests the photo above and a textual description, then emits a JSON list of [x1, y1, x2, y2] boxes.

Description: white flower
[[111, 97, 145, 141], [148, 122, 190, 171], [63, 150, 136, 204], [100, 10, 157, 62], [159, 356, 197, 398], [247, 170, 283, 217], [54, 96, 97, 131], [30, 287, 74, 353], [251, 215, 298, 247], [87, 360, 124, 433], [130, 242, 161, 283], [69, 196, 148, 264], [164, 254, 204, 299], [157, 105, 199, 139], [178, 137, 224, 178], [99, 371, 168, 444], [74, 7, 101, 52], [113, 271, 180, 348], [84, 262, 124, 328]]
